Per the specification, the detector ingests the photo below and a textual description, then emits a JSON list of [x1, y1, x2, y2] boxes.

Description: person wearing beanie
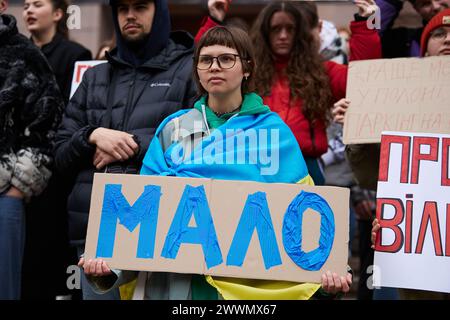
[[375, 0, 450, 57], [420, 8, 450, 55], [54, 0, 197, 300]]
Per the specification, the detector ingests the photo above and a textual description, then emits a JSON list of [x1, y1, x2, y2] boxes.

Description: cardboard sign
[[373, 131, 450, 293], [84, 174, 349, 283], [343, 56, 450, 144], [69, 60, 107, 99]]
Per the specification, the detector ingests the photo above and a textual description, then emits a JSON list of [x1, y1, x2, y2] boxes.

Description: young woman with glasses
[[80, 25, 352, 300]]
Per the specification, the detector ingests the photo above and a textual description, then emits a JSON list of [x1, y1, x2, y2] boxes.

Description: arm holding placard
[[78, 257, 138, 294], [78, 257, 353, 297]]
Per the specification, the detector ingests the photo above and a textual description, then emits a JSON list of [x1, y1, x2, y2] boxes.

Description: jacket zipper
[[122, 70, 137, 130]]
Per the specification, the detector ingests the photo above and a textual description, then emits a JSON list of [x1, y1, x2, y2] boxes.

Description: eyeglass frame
[[429, 27, 450, 41], [195, 53, 245, 70]]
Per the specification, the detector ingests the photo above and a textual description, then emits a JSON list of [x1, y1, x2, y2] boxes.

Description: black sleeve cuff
[[354, 13, 369, 22], [132, 134, 142, 158], [84, 126, 98, 146]]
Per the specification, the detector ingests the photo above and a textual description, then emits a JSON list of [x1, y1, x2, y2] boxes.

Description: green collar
[[193, 93, 270, 129]]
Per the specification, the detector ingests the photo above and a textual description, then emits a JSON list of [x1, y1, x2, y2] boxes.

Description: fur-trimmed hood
[[0, 14, 18, 44]]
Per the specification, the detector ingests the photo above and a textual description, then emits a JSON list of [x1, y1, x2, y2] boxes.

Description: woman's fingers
[[332, 106, 347, 115], [333, 99, 350, 108], [326, 271, 334, 293], [322, 271, 353, 295], [332, 99, 350, 123], [347, 272, 353, 286], [95, 259, 103, 276], [101, 260, 112, 275], [82, 259, 111, 276], [371, 222, 381, 248], [88, 259, 96, 275], [333, 273, 342, 292]]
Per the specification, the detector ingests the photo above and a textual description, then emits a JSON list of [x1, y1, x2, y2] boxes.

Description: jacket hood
[[109, 0, 171, 66], [107, 30, 194, 68], [0, 14, 18, 44]]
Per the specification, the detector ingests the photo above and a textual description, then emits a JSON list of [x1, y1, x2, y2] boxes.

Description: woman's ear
[[0, 0, 8, 14], [53, 8, 64, 23]]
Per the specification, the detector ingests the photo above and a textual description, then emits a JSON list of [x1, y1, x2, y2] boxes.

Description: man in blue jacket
[[54, 0, 197, 300]]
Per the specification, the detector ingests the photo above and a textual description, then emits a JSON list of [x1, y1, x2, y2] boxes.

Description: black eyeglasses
[[196, 54, 242, 70]]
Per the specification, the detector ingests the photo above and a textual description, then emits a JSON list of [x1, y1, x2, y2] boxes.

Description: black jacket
[[377, 0, 423, 58], [381, 27, 422, 58], [39, 33, 92, 104], [54, 31, 197, 243], [0, 14, 63, 198]]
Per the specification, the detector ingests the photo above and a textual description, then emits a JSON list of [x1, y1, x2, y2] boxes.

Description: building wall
[[8, 1, 422, 58]]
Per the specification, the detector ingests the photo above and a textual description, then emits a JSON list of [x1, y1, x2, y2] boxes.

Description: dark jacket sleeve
[[126, 127, 155, 165], [54, 70, 97, 174], [10, 47, 64, 198], [375, 0, 404, 35]]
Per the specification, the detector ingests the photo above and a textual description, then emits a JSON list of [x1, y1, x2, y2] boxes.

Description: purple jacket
[[376, 0, 422, 57]]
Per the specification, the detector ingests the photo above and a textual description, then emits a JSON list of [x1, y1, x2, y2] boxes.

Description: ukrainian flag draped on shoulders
[[140, 92, 320, 299]]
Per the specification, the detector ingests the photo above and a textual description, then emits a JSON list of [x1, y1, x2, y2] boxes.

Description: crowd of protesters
[[0, 0, 449, 300]]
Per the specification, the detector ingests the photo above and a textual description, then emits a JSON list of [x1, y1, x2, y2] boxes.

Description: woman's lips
[[26, 17, 37, 24], [209, 77, 225, 84]]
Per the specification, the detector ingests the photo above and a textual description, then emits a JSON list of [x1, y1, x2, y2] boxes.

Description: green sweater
[[193, 93, 270, 130]]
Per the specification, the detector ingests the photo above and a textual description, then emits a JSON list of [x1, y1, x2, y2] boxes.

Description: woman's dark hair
[[51, 0, 69, 38], [294, 1, 319, 29], [251, 1, 332, 124], [193, 26, 256, 96]]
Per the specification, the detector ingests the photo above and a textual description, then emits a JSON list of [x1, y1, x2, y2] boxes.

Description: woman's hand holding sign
[[321, 271, 353, 295], [371, 218, 381, 249], [78, 257, 112, 277]]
